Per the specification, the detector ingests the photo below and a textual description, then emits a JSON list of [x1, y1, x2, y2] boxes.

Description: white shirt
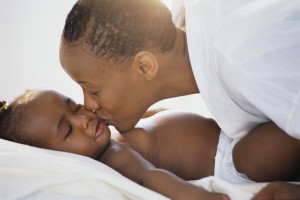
[[184, 0, 300, 139]]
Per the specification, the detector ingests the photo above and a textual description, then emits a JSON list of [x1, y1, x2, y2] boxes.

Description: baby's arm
[[99, 140, 228, 200]]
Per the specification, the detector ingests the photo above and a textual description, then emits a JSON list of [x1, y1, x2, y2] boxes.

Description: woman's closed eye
[[90, 91, 100, 96]]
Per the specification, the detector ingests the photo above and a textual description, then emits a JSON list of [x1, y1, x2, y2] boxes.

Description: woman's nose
[[83, 91, 100, 111]]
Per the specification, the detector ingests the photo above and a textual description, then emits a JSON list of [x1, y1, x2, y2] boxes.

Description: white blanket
[[0, 139, 270, 200]]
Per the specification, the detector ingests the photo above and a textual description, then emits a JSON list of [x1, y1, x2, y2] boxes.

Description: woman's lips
[[94, 120, 104, 140]]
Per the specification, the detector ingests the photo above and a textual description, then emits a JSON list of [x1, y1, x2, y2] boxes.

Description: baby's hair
[[0, 90, 38, 146], [62, 0, 176, 62]]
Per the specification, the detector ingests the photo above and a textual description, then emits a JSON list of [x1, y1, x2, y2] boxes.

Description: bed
[[1, 138, 284, 200]]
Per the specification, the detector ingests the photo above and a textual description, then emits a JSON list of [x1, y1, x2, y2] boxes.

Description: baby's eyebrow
[[66, 98, 71, 106]]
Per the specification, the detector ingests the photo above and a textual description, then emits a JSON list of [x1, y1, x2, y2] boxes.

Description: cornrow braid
[[63, 0, 176, 62]]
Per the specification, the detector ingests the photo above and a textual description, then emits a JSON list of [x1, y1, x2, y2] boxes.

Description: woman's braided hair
[[62, 0, 176, 62]]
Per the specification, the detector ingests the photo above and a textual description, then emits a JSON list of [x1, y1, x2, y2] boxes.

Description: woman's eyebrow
[[78, 80, 92, 85]]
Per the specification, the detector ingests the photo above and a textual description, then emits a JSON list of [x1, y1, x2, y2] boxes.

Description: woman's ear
[[132, 51, 158, 80]]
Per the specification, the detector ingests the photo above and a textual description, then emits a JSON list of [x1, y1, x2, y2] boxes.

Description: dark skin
[[60, 6, 300, 196], [252, 182, 300, 200], [21, 90, 228, 200], [59, 30, 198, 133], [233, 122, 300, 200], [118, 113, 300, 198], [115, 111, 220, 180], [20, 90, 299, 200], [233, 122, 300, 182]]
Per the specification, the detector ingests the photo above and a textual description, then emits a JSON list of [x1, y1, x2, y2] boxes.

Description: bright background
[[0, 0, 211, 117]]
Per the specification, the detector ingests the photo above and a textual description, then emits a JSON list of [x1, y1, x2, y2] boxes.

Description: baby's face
[[22, 90, 111, 159]]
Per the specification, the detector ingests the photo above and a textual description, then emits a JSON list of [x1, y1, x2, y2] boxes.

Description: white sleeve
[[235, 65, 300, 140], [216, 0, 300, 139]]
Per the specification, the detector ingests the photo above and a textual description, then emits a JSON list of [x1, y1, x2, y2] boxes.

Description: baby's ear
[[132, 51, 158, 80]]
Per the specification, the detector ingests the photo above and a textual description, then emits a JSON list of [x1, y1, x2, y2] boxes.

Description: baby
[[0, 90, 299, 199], [0, 89, 228, 200]]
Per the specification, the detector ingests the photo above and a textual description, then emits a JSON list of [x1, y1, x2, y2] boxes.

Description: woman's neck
[[155, 28, 199, 100]]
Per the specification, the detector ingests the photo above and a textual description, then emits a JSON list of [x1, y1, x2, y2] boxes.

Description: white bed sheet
[[0, 138, 280, 200]]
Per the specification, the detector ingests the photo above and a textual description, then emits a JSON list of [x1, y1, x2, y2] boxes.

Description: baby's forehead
[[23, 90, 68, 117], [33, 90, 68, 104], [21, 91, 66, 142], [37, 90, 65, 98]]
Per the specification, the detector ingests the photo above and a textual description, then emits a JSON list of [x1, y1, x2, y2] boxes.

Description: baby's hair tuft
[[0, 90, 38, 146]]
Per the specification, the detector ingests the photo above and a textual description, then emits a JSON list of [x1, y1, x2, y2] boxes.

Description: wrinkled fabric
[[0, 138, 282, 200], [185, 0, 300, 139]]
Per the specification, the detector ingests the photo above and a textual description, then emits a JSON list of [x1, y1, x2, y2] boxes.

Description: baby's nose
[[73, 115, 90, 130]]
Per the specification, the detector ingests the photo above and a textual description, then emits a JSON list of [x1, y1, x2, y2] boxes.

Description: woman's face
[[23, 90, 111, 159], [59, 41, 152, 132]]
